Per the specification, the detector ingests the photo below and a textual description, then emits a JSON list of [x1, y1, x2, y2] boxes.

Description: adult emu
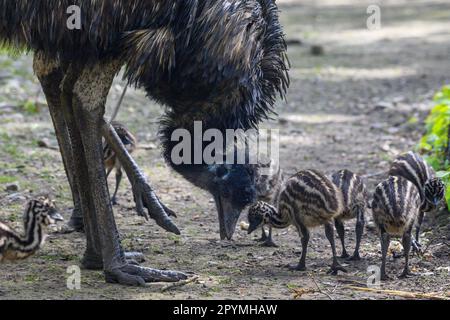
[[0, 0, 288, 286]]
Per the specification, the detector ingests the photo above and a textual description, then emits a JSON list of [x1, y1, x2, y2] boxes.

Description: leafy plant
[[418, 85, 450, 206]]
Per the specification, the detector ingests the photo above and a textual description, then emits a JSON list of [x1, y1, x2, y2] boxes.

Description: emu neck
[[13, 216, 45, 254], [160, 112, 231, 191], [269, 207, 291, 229]]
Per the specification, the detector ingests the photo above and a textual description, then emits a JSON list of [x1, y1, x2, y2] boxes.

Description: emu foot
[[59, 214, 84, 234], [399, 269, 415, 279], [81, 252, 146, 270], [131, 177, 179, 234], [105, 265, 188, 286], [327, 263, 347, 275], [124, 252, 146, 265], [347, 252, 361, 261], [261, 239, 279, 248], [340, 251, 350, 259], [256, 232, 268, 242], [111, 197, 118, 206], [412, 240, 423, 255], [288, 263, 307, 271]]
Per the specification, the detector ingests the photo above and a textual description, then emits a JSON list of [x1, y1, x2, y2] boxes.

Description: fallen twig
[[160, 276, 199, 293], [290, 287, 317, 299], [310, 273, 334, 300], [344, 286, 450, 300]]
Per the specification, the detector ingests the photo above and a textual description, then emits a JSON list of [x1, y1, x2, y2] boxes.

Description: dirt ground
[[0, 0, 449, 300]]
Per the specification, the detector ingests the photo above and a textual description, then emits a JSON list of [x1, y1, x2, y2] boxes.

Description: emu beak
[[215, 196, 241, 240], [50, 211, 64, 222], [433, 198, 441, 207], [247, 223, 258, 235]]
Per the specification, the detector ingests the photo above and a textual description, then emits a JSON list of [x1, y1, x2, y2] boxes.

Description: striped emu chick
[[389, 152, 445, 249], [372, 176, 421, 280], [0, 198, 63, 263], [103, 122, 137, 205], [331, 170, 368, 261], [248, 170, 347, 274], [253, 158, 284, 247]]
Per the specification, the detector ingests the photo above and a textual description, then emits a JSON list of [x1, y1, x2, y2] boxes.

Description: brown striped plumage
[[388, 151, 445, 248], [0, 198, 63, 263], [103, 122, 137, 205], [248, 169, 347, 274], [331, 170, 367, 261], [252, 158, 284, 246], [372, 176, 421, 280]]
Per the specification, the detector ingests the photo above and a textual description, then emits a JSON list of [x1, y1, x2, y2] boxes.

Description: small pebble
[[5, 183, 20, 192]]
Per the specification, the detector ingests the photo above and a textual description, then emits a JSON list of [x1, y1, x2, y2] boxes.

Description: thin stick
[[344, 286, 449, 300], [160, 276, 199, 293], [310, 273, 334, 300], [109, 85, 128, 123]]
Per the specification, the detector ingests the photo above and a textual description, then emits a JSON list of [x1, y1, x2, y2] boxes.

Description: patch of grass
[[168, 234, 181, 245], [24, 274, 40, 283], [0, 175, 17, 184], [21, 99, 39, 114]]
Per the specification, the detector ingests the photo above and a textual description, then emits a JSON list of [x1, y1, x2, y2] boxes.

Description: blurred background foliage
[[419, 85, 450, 206]]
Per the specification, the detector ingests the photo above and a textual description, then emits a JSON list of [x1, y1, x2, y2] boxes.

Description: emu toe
[[288, 263, 307, 271], [262, 239, 279, 248], [125, 252, 146, 264], [105, 265, 188, 286], [327, 263, 347, 276], [399, 269, 415, 279], [347, 253, 362, 261]]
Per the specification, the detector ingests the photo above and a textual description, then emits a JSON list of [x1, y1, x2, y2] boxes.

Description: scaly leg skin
[[334, 219, 350, 259], [262, 225, 278, 247], [256, 227, 268, 242], [325, 223, 347, 275], [380, 230, 391, 281], [101, 121, 179, 230], [399, 231, 414, 279], [412, 212, 425, 254], [289, 223, 309, 271], [33, 52, 84, 233], [73, 61, 186, 285], [111, 166, 123, 206], [59, 62, 104, 270], [349, 208, 365, 261]]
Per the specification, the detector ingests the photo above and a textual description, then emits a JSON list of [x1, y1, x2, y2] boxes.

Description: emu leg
[[289, 223, 309, 271], [334, 219, 349, 259], [412, 211, 425, 254], [101, 121, 179, 226], [380, 229, 391, 281], [111, 166, 123, 206], [59, 63, 103, 269], [256, 227, 268, 242], [399, 229, 414, 279], [325, 223, 347, 275], [73, 61, 186, 285], [349, 208, 365, 261], [33, 53, 83, 232], [262, 225, 278, 247]]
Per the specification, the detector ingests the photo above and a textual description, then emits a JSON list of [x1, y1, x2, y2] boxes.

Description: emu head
[[25, 197, 64, 228], [424, 178, 445, 208], [247, 201, 276, 235], [207, 163, 257, 240]]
